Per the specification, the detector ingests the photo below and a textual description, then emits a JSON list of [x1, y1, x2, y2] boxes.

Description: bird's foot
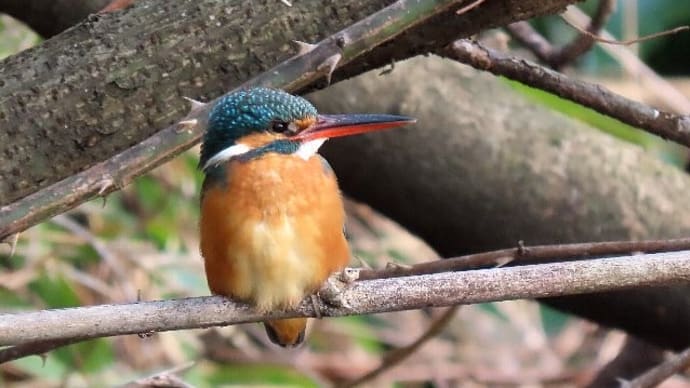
[[309, 294, 322, 319], [318, 267, 360, 310], [337, 267, 360, 284]]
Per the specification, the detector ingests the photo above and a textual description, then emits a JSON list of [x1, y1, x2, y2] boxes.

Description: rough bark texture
[[0, 0, 578, 205], [310, 56, 690, 350], [0, 0, 110, 37]]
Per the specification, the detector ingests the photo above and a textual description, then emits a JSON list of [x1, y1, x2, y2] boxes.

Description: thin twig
[[562, 6, 690, 114], [505, 21, 555, 63], [125, 361, 196, 388], [439, 39, 690, 146], [455, 0, 486, 15], [0, 338, 81, 364], [549, 0, 615, 68], [626, 347, 690, 388], [359, 237, 690, 280], [506, 2, 615, 69], [561, 16, 689, 46], [52, 214, 137, 301], [507, 7, 690, 114], [586, 336, 665, 388], [1, 250, 690, 350], [339, 306, 459, 388]]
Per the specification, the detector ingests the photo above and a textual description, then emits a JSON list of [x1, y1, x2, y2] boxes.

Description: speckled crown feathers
[[200, 87, 317, 168]]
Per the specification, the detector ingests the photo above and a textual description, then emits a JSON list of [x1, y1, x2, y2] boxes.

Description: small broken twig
[[625, 347, 690, 388]]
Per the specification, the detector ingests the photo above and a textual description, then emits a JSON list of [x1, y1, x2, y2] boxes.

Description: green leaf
[[505, 79, 655, 147], [0, 288, 30, 308], [477, 303, 509, 322], [206, 364, 318, 387], [28, 273, 81, 308], [386, 249, 411, 264], [10, 351, 67, 381], [540, 304, 571, 336]]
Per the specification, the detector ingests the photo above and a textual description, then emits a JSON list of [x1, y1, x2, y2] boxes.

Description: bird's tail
[[263, 318, 307, 347]]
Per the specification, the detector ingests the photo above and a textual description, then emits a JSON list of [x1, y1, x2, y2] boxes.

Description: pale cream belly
[[231, 215, 320, 312]]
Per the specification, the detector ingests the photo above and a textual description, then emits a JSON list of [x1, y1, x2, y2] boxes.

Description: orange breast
[[200, 153, 350, 312]]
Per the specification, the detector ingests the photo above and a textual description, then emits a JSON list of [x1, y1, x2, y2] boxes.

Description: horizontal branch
[[2, 250, 690, 347], [439, 39, 690, 146], [359, 237, 690, 280]]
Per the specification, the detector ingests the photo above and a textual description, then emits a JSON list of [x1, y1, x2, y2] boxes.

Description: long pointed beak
[[294, 114, 416, 141]]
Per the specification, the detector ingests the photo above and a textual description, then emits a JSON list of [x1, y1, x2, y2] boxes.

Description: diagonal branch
[[0, 0, 468, 241], [626, 347, 690, 388], [507, 0, 616, 69], [2, 250, 690, 349], [438, 40, 690, 147], [561, 6, 690, 114], [0, 0, 578, 209], [548, 0, 614, 68], [339, 306, 459, 388]]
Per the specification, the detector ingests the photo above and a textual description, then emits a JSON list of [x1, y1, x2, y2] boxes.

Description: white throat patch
[[203, 138, 328, 170], [203, 143, 250, 171], [296, 138, 328, 161]]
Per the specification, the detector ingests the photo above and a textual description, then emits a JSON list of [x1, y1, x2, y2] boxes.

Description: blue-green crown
[[200, 87, 317, 167]]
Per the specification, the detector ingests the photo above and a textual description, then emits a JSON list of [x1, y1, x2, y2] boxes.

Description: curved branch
[[551, 0, 614, 68], [1, 250, 689, 348], [339, 306, 459, 388], [507, 1, 616, 69]]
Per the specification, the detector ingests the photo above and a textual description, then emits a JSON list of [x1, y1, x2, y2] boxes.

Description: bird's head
[[199, 87, 414, 171]]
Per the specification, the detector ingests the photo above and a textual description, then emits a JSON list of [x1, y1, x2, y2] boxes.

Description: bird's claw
[[318, 268, 359, 310], [337, 267, 360, 283], [309, 294, 322, 319]]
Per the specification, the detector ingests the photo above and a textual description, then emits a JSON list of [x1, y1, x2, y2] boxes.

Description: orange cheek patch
[[237, 132, 282, 147], [295, 116, 316, 131]]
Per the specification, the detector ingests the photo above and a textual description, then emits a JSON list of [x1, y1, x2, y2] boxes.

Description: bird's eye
[[271, 121, 289, 133]]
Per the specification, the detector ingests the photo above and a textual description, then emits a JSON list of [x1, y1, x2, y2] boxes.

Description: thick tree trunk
[[310, 56, 690, 350], [0, 0, 578, 205]]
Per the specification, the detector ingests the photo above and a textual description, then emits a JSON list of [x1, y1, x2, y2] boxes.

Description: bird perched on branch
[[197, 87, 414, 347]]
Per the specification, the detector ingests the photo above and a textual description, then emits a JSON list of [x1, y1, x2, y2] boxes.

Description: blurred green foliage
[[0, 15, 40, 59], [205, 364, 318, 387]]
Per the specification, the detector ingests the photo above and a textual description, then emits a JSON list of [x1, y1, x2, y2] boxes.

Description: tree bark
[[0, 0, 578, 205], [310, 56, 690, 350]]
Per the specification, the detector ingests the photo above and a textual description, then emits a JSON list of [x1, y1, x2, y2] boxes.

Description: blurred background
[[1, 0, 690, 386]]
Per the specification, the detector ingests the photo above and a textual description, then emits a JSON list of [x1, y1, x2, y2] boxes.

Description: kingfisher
[[198, 87, 414, 347]]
